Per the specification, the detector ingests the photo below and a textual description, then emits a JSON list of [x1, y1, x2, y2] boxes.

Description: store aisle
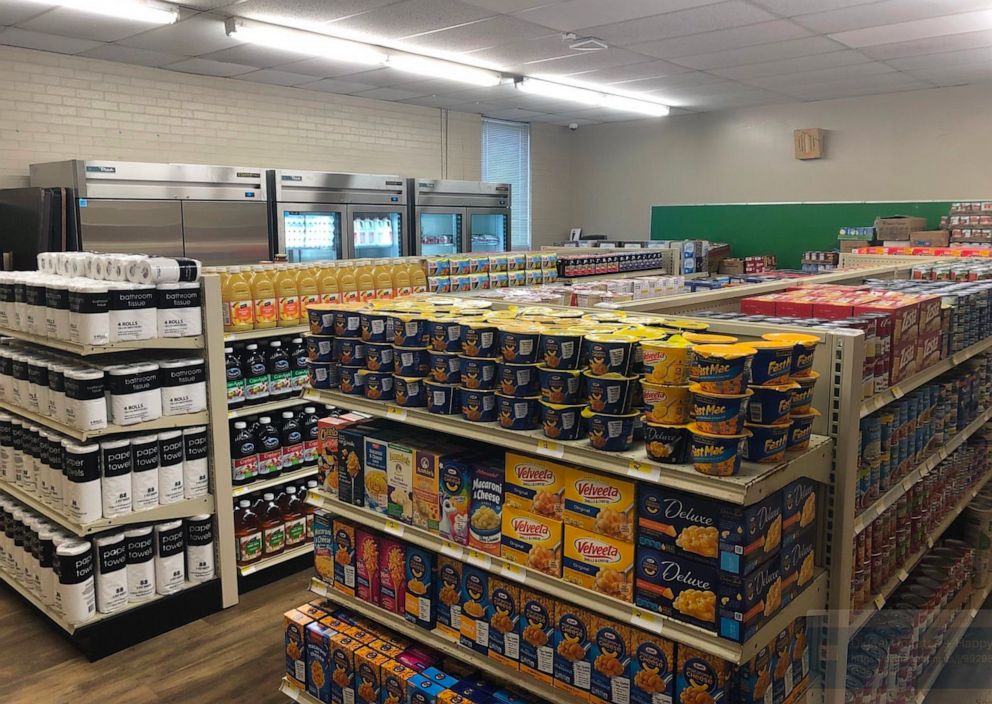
[[0, 572, 310, 704], [927, 596, 992, 703]]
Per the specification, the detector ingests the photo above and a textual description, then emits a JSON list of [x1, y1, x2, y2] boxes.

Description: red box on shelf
[[811, 301, 854, 320], [741, 295, 779, 315], [916, 330, 942, 370], [776, 300, 814, 318], [890, 342, 920, 385], [854, 299, 920, 347]]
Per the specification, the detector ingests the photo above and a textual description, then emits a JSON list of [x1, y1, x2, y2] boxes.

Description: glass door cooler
[[417, 207, 463, 256], [468, 208, 509, 252], [409, 179, 511, 254]]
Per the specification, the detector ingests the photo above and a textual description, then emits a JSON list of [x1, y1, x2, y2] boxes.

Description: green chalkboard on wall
[[650, 201, 953, 269]]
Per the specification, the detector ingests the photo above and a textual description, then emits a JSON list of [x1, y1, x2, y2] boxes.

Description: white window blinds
[[482, 117, 531, 250]]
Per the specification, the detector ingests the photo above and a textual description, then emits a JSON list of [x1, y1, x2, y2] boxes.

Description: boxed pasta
[[439, 454, 473, 545], [338, 426, 375, 507], [370, 639, 404, 660], [791, 618, 810, 686], [637, 485, 783, 576], [413, 443, 466, 533], [629, 629, 674, 704], [364, 433, 392, 515], [459, 564, 491, 656], [736, 644, 774, 704], [553, 602, 595, 700], [782, 479, 817, 547], [563, 469, 635, 543], [772, 623, 796, 703], [423, 667, 458, 691], [382, 660, 418, 704], [332, 518, 356, 596], [356, 528, 381, 605], [781, 527, 816, 607], [720, 558, 781, 643], [306, 620, 337, 702], [469, 462, 504, 555], [487, 576, 521, 670], [408, 674, 447, 704], [387, 437, 415, 523], [589, 616, 631, 704], [398, 645, 440, 672], [501, 505, 563, 577], [356, 646, 388, 704], [435, 555, 464, 641], [379, 537, 407, 615], [297, 602, 330, 622], [563, 524, 634, 602], [317, 413, 367, 496], [504, 452, 567, 519], [676, 645, 733, 704], [330, 633, 360, 704], [404, 545, 436, 630], [344, 623, 378, 646], [314, 510, 335, 584], [284, 609, 314, 685], [519, 587, 555, 684]]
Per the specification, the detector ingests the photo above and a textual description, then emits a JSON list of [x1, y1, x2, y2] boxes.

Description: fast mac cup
[[761, 332, 821, 378], [747, 340, 794, 386], [690, 344, 757, 394], [689, 384, 753, 435], [688, 423, 750, 477], [747, 383, 799, 425], [744, 422, 791, 464]]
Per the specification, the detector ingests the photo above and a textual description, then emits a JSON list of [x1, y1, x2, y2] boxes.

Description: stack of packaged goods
[[470, 274, 689, 307], [942, 201, 992, 246], [228, 405, 333, 487], [234, 479, 318, 567], [555, 250, 665, 279], [224, 336, 309, 409], [422, 252, 558, 293]]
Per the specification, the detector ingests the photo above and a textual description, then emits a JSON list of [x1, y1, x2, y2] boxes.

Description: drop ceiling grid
[[1, 0, 991, 121]]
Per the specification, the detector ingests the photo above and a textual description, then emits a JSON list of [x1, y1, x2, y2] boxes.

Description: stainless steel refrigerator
[[268, 170, 408, 263], [29, 160, 271, 265], [409, 179, 511, 255]]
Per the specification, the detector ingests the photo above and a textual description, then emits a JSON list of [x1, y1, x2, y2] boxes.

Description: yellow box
[[342, 624, 378, 645], [562, 525, 634, 603], [284, 609, 314, 685], [501, 505, 562, 577], [504, 452, 568, 520], [356, 647, 389, 704], [381, 661, 418, 704], [487, 576, 521, 671], [563, 469, 635, 543], [330, 633, 360, 702]]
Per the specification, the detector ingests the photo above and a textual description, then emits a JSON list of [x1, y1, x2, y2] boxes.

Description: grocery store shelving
[[224, 324, 308, 342], [0, 400, 209, 442], [859, 335, 992, 417], [308, 578, 589, 704], [0, 482, 214, 537], [238, 543, 313, 577], [227, 394, 308, 419], [232, 466, 317, 498], [0, 326, 204, 355], [279, 678, 319, 704], [303, 389, 832, 505], [307, 488, 826, 664]]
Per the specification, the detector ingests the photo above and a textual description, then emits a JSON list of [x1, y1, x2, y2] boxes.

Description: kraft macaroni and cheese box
[[297, 602, 329, 622], [344, 623, 378, 646], [563, 524, 635, 602], [423, 667, 459, 690], [314, 510, 335, 584], [501, 505, 563, 577], [330, 633, 359, 704], [439, 453, 473, 545], [355, 646, 388, 704], [387, 437, 415, 523], [781, 527, 816, 607], [356, 528, 380, 605], [676, 645, 733, 704], [488, 576, 521, 670], [379, 537, 407, 615], [408, 674, 447, 704], [338, 426, 374, 507], [782, 478, 817, 547], [504, 452, 567, 519], [791, 617, 810, 686], [413, 443, 465, 532], [306, 621, 336, 702], [589, 616, 631, 704], [369, 639, 404, 659], [317, 414, 365, 496], [629, 629, 675, 704], [563, 469, 635, 543], [719, 557, 781, 643], [405, 545, 436, 630], [736, 644, 774, 704], [284, 609, 314, 685], [364, 433, 391, 514], [553, 603, 595, 700], [436, 555, 465, 641], [772, 622, 796, 703], [382, 661, 418, 704], [469, 462, 504, 555], [637, 485, 783, 575], [332, 518, 357, 596], [460, 564, 492, 655], [519, 587, 555, 684]]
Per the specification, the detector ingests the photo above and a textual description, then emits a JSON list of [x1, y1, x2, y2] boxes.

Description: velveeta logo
[[512, 517, 550, 540], [574, 480, 620, 503], [514, 464, 555, 487], [573, 537, 620, 563]]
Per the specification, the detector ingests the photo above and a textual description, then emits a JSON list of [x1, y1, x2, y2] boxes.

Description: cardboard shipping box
[[907, 230, 950, 247], [839, 240, 872, 253], [874, 215, 928, 240], [719, 258, 745, 276]]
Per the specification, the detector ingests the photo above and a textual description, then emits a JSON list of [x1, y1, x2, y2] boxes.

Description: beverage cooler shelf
[[0, 401, 209, 442], [0, 327, 204, 355]]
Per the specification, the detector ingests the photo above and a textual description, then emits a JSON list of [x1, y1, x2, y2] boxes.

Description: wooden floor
[[0, 571, 311, 704]]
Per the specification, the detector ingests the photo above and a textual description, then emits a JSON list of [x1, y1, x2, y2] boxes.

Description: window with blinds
[[482, 117, 531, 250]]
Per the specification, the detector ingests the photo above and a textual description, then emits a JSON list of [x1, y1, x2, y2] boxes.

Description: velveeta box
[[563, 524, 634, 602], [314, 510, 335, 584], [501, 505, 563, 577], [519, 586, 555, 684], [487, 576, 521, 670], [525, 269, 542, 286], [781, 527, 816, 608], [284, 609, 314, 685], [356, 528, 381, 605], [436, 555, 465, 641], [553, 603, 595, 700], [355, 646, 388, 704], [489, 254, 508, 272], [782, 479, 817, 546], [563, 470, 635, 543], [382, 661, 418, 704], [306, 621, 336, 702], [629, 629, 674, 704], [676, 645, 733, 704], [405, 545, 436, 630], [332, 518, 356, 596], [379, 537, 407, 615], [330, 633, 360, 704], [387, 437, 415, 523], [589, 616, 631, 704], [429, 276, 451, 294], [505, 452, 567, 519], [507, 253, 527, 272], [459, 564, 492, 656], [637, 485, 783, 576]]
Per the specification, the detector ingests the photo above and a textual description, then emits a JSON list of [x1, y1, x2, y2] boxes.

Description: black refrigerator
[[0, 187, 77, 270]]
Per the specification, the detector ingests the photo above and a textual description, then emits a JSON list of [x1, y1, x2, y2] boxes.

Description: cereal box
[[501, 505, 563, 577], [488, 576, 521, 670], [387, 437, 415, 523], [791, 617, 810, 686], [414, 444, 463, 532], [629, 629, 674, 704], [439, 454, 473, 545], [459, 564, 491, 655], [519, 587, 555, 684], [409, 675, 446, 704], [356, 528, 381, 605], [736, 644, 774, 704], [317, 413, 367, 496], [469, 462, 503, 555], [772, 623, 796, 703], [436, 555, 464, 641], [504, 452, 567, 519], [330, 633, 359, 704], [338, 426, 374, 507], [379, 537, 407, 615], [314, 510, 335, 584], [355, 647, 387, 704], [563, 524, 634, 602], [553, 603, 595, 700], [405, 545, 436, 630], [589, 616, 631, 704], [637, 485, 783, 576], [284, 609, 314, 685], [364, 433, 391, 514], [782, 479, 817, 547], [781, 527, 816, 608], [382, 661, 418, 704], [306, 621, 336, 702], [563, 470, 635, 543], [423, 667, 459, 690], [332, 518, 356, 596], [676, 645, 733, 704]]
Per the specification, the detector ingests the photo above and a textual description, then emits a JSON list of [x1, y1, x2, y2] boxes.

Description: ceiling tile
[[458, 0, 562, 12], [743, 61, 898, 90], [464, 34, 586, 69], [273, 56, 389, 78], [17, 7, 167, 42], [118, 14, 243, 55], [1, 2, 52, 26], [566, 59, 693, 82], [350, 86, 435, 100], [711, 49, 871, 79], [233, 69, 319, 86], [777, 73, 931, 100], [793, 0, 992, 34], [0, 27, 104, 54], [514, 0, 724, 33], [539, 116, 603, 125], [584, 1, 778, 47], [629, 19, 813, 60], [173, 0, 244, 7], [77, 44, 186, 67], [324, 0, 497, 42], [224, 0, 405, 29], [297, 77, 380, 93], [606, 71, 728, 93], [907, 62, 992, 86], [887, 47, 992, 72], [398, 93, 474, 108], [524, 47, 653, 74], [482, 107, 553, 120], [393, 16, 552, 53], [198, 43, 312, 67], [663, 35, 843, 69], [163, 57, 257, 77], [750, 0, 882, 16], [829, 9, 992, 49], [860, 28, 992, 60]]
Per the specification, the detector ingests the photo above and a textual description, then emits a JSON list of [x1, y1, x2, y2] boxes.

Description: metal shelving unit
[[232, 466, 317, 498], [0, 401, 209, 442], [224, 324, 308, 343], [0, 326, 204, 355], [227, 395, 308, 419], [238, 543, 313, 577]]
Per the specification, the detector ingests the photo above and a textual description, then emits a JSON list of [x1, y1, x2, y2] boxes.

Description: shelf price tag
[[466, 549, 492, 570], [873, 594, 885, 610], [386, 406, 408, 421], [535, 439, 564, 459], [926, 535, 935, 548], [440, 541, 464, 561], [902, 477, 914, 493], [630, 608, 662, 632], [500, 562, 527, 584], [383, 519, 404, 538], [627, 461, 661, 482], [897, 569, 909, 582]]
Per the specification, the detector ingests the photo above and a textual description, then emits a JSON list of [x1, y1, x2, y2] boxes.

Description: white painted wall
[[569, 84, 992, 238]]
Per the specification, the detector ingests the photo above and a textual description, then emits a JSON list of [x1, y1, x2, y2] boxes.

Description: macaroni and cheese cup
[[497, 362, 540, 397], [332, 306, 363, 338], [689, 384, 752, 435], [460, 387, 497, 422], [389, 313, 430, 347], [791, 372, 819, 413], [359, 311, 391, 343], [394, 375, 428, 407], [747, 383, 799, 425], [583, 372, 636, 415], [425, 381, 458, 414], [498, 325, 541, 364], [690, 344, 757, 394], [359, 369, 394, 401], [537, 365, 584, 404], [582, 407, 637, 452], [643, 421, 691, 464], [688, 423, 750, 477], [540, 401, 585, 440], [744, 421, 791, 464], [761, 332, 821, 378], [661, 319, 709, 333], [306, 334, 335, 362], [788, 409, 819, 450], [747, 340, 794, 386], [307, 361, 337, 390], [459, 355, 498, 390], [583, 333, 640, 376], [683, 332, 738, 345], [460, 320, 499, 358], [427, 317, 463, 352], [640, 381, 691, 425], [539, 329, 585, 370], [427, 350, 460, 384], [334, 337, 366, 368], [393, 347, 430, 378], [640, 337, 693, 385], [496, 393, 541, 430], [364, 341, 394, 372], [337, 366, 365, 395], [307, 303, 336, 335]]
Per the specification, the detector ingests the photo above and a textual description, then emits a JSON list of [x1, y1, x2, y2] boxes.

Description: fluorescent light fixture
[[26, 0, 178, 23], [225, 18, 388, 66], [516, 77, 669, 117], [387, 53, 501, 86]]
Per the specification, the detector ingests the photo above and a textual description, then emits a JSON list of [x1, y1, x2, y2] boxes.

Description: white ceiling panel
[[198, 43, 315, 68], [750, 0, 885, 17], [860, 28, 992, 60], [175, 0, 244, 8], [630, 20, 812, 60], [586, 1, 778, 47], [524, 47, 652, 73], [514, 0, 724, 33], [711, 49, 871, 80], [165, 57, 258, 77], [887, 47, 992, 72], [608, 71, 729, 92], [458, 0, 562, 12], [794, 0, 992, 34], [566, 59, 692, 82], [398, 93, 481, 108], [829, 9, 992, 48], [297, 77, 380, 94], [393, 15, 552, 54], [665, 35, 843, 69], [0, 1, 49, 26], [350, 86, 435, 100], [905, 62, 992, 86], [777, 73, 931, 100], [465, 34, 584, 67], [78, 44, 186, 67], [743, 61, 898, 90], [324, 0, 496, 42], [118, 14, 243, 55], [233, 68, 319, 86], [482, 107, 553, 120], [224, 0, 405, 30], [18, 7, 166, 42], [273, 56, 390, 78], [538, 116, 603, 125], [0, 27, 103, 54]]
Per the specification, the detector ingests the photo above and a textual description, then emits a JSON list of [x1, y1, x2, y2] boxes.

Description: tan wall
[[569, 84, 992, 238], [530, 122, 575, 247]]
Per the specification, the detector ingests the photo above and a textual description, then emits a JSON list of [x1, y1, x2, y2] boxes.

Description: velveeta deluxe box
[[519, 586, 555, 684], [501, 505, 563, 577], [563, 524, 634, 602], [382, 661, 418, 704], [487, 576, 521, 670], [676, 645, 733, 704], [330, 633, 360, 704], [459, 564, 491, 656], [553, 603, 595, 700], [436, 555, 465, 641], [405, 545, 436, 630], [332, 518, 357, 596], [306, 621, 337, 702], [782, 479, 817, 547], [505, 452, 567, 519], [355, 646, 388, 704], [563, 469, 635, 543], [637, 485, 783, 576], [589, 616, 631, 704], [629, 629, 675, 704], [284, 609, 314, 685]]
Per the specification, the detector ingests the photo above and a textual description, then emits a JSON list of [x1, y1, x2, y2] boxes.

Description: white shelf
[[0, 482, 214, 537], [308, 579, 587, 704], [227, 395, 309, 419], [224, 325, 308, 342], [304, 390, 832, 505], [238, 543, 312, 577], [307, 489, 826, 664], [0, 401, 209, 442], [0, 326, 203, 355], [232, 466, 318, 498]]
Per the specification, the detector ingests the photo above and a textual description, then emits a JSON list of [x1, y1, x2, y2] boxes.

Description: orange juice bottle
[[297, 264, 320, 321], [275, 264, 301, 327], [251, 265, 277, 329], [356, 260, 376, 303], [338, 263, 359, 304], [409, 260, 428, 294], [224, 266, 254, 332], [393, 260, 412, 299], [318, 263, 340, 304], [373, 259, 395, 300]]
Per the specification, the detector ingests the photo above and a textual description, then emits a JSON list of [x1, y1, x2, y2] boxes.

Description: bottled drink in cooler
[[231, 421, 258, 486], [235, 499, 262, 566], [267, 340, 292, 401], [255, 415, 282, 480], [289, 337, 308, 393], [281, 486, 306, 548], [261, 492, 285, 557], [244, 343, 269, 405], [299, 406, 320, 467], [280, 411, 303, 472], [226, 346, 245, 409]]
